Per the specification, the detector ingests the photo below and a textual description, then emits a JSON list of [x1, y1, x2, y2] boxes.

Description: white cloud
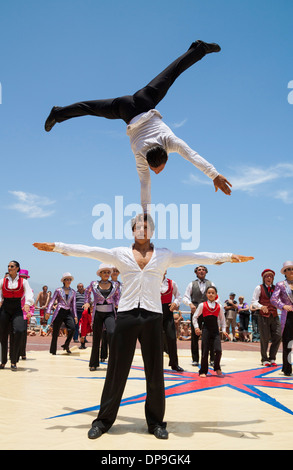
[[8, 191, 56, 218], [228, 163, 293, 193], [171, 118, 188, 129], [275, 190, 293, 204], [183, 162, 293, 203]]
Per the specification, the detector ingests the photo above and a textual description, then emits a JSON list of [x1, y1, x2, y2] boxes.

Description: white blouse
[[0, 274, 34, 305]]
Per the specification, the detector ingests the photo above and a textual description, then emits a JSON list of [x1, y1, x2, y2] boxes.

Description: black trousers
[[282, 311, 293, 375], [162, 303, 179, 367], [53, 41, 206, 125], [20, 319, 28, 357], [190, 313, 214, 363], [100, 329, 108, 361], [92, 308, 166, 434], [49, 308, 75, 354], [0, 299, 26, 365], [258, 314, 281, 363], [89, 309, 115, 368], [199, 327, 222, 375]]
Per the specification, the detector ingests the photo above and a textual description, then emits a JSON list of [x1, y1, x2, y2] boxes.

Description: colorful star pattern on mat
[[47, 364, 293, 420]]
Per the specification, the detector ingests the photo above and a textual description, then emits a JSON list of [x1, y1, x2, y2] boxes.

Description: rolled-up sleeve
[[168, 251, 232, 268]]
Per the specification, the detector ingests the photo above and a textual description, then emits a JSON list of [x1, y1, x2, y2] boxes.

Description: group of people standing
[[181, 263, 293, 378], [1, 38, 291, 442], [1, 258, 293, 381]]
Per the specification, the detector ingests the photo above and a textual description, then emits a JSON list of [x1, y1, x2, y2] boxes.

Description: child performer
[[193, 286, 229, 377]]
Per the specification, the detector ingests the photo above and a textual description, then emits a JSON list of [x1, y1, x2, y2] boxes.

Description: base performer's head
[[131, 213, 155, 242]]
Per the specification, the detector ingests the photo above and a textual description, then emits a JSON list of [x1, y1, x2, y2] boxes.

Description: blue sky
[[0, 0, 292, 306]]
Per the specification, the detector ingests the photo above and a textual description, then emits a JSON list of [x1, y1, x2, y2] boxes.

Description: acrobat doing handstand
[[45, 40, 232, 212]]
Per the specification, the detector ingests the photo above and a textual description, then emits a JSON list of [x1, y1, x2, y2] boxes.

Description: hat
[[281, 261, 293, 275], [261, 269, 275, 278], [19, 269, 30, 278], [96, 263, 113, 277], [229, 292, 236, 296], [61, 272, 74, 283]]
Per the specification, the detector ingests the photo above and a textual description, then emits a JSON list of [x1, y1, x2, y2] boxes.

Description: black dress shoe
[[171, 365, 184, 372], [152, 426, 169, 440], [88, 425, 103, 439], [11, 364, 17, 371], [44, 106, 60, 132], [195, 40, 221, 53], [61, 344, 71, 353]]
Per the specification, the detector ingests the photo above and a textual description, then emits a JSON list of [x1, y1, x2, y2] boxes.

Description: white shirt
[[160, 278, 181, 307], [0, 274, 34, 306], [126, 110, 219, 212], [192, 301, 226, 332], [53, 242, 232, 313], [182, 278, 215, 307]]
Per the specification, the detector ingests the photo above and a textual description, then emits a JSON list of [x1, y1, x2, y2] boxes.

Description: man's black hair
[[146, 146, 168, 168]]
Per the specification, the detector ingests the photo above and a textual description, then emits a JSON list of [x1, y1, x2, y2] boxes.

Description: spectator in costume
[[45, 272, 77, 355], [160, 271, 183, 372], [251, 269, 281, 367], [271, 261, 293, 376]]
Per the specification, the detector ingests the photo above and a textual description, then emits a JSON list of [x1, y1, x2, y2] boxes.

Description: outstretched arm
[[168, 250, 254, 268], [33, 242, 118, 265], [166, 134, 232, 196]]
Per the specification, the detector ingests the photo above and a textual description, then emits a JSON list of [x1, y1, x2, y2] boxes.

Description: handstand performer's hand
[[33, 242, 55, 252], [213, 174, 232, 195]]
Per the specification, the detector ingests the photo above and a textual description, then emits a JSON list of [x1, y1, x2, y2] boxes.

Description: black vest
[[191, 279, 213, 307]]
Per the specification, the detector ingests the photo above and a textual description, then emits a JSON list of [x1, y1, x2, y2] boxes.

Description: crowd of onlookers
[[28, 287, 257, 343]]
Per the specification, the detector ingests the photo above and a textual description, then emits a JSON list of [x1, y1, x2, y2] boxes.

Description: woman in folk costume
[[83, 264, 121, 371], [19, 269, 35, 360], [45, 272, 77, 355], [0, 261, 34, 370], [271, 261, 293, 376]]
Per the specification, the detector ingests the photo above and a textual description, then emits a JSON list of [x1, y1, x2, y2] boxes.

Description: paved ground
[[1, 334, 291, 453]]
